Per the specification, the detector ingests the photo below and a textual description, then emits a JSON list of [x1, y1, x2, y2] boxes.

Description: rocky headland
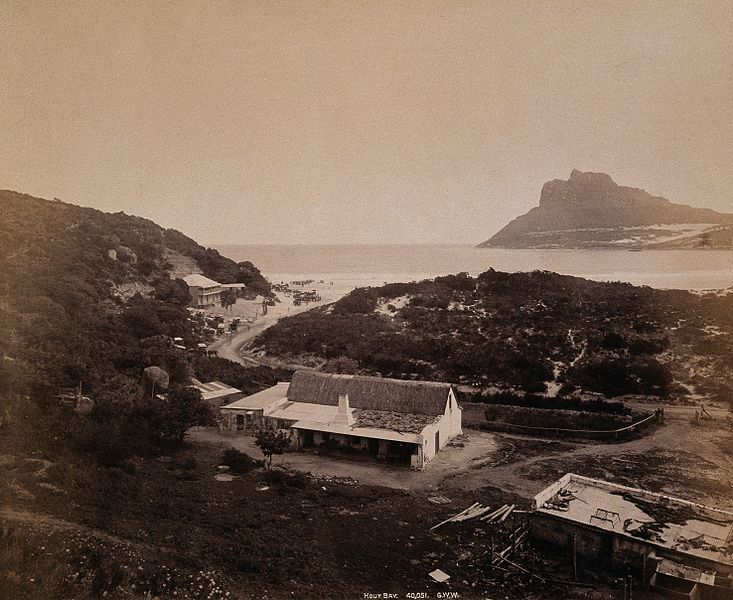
[[479, 170, 733, 249]]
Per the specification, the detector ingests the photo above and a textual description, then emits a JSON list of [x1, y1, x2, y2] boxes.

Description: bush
[[261, 468, 309, 488], [482, 404, 635, 430], [470, 390, 632, 415], [332, 288, 379, 314], [220, 448, 258, 474]]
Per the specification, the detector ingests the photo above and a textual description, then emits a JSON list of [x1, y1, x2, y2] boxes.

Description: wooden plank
[[479, 505, 507, 522], [487, 504, 512, 523], [499, 504, 515, 523], [430, 502, 480, 531]]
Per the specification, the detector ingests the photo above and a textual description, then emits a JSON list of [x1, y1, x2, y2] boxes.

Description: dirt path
[[446, 406, 733, 505], [207, 291, 344, 367], [208, 314, 279, 365]]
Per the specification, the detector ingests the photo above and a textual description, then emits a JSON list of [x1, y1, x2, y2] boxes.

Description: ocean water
[[216, 244, 733, 291]]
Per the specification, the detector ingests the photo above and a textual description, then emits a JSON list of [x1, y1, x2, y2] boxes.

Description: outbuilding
[[219, 382, 290, 430], [190, 379, 244, 410], [531, 473, 733, 598]]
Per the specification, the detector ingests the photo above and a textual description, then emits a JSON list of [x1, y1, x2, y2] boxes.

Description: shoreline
[[216, 245, 733, 291]]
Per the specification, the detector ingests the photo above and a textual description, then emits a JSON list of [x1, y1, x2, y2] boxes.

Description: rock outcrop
[[479, 170, 733, 249], [144, 366, 170, 392]]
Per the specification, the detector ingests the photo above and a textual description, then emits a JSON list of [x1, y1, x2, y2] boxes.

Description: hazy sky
[[2, 1, 732, 245]]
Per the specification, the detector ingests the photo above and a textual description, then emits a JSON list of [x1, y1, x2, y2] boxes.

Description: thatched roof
[[354, 409, 437, 434], [287, 371, 452, 416]]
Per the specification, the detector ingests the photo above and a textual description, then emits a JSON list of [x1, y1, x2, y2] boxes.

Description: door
[[236, 414, 245, 431]]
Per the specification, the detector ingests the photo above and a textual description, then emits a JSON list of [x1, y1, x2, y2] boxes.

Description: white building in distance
[[183, 274, 222, 309]]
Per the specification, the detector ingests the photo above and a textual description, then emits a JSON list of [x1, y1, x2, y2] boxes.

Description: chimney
[[334, 393, 354, 426]]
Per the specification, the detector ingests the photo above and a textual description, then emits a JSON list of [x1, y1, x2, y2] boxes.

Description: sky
[[2, 1, 732, 245]]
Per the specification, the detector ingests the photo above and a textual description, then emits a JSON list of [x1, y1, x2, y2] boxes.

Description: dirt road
[[208, 313, 279, 365], [445, 405, 733, 507], [188, 426, 498, 491], [207, 291, 345, 366]]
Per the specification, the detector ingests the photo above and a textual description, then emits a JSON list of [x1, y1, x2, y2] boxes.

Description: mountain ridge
[[479, 171, 733, 249]]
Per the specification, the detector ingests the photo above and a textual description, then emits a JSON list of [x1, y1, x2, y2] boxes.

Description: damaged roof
[[533, 473, 733, 567], [354, 409, 437, 434], [287, 370, 453, 416]]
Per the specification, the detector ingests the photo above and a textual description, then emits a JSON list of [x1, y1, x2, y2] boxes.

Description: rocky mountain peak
[[568, 169, 616, 188], [540, 170, 619, 207], [479, 170, 733, 249]]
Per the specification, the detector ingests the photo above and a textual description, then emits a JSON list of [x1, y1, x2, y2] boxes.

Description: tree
[[154, 277, 191, 305], [221, 288, 238, 314], [254, 427, 291, 469], [155, 385, 212, 442], [76, 375, 155, 465]]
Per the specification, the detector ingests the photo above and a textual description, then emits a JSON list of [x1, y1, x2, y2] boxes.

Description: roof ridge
[[288, 371, 452, 416], [294, 370, 451, 388]]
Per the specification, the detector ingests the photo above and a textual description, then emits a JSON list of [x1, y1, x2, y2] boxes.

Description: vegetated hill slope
[[253, 270, 733, 401], [0, 190, 272, 295], [479, 170, 733, 249], [0, 190, 276, 459]]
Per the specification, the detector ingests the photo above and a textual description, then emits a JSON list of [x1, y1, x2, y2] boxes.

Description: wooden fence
[[464, 410, 660, 442]]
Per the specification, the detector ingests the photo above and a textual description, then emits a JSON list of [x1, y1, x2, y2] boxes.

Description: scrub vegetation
[[255, 270, 733, 403]]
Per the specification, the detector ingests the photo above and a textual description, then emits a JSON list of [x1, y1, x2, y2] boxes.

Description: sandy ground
[[189, 401, 733, 508], [207, 280, 353, 365], [187, 427, 498, 491]]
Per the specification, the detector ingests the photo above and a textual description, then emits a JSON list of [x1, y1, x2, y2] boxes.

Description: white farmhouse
[[219, 371, 462, 470]]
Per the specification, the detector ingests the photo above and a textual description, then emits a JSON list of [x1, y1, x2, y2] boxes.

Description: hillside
[[479, 170, 733, 249], [252, 270, 733, 402], [0, 190, 277, 452], [0, 191, 302, 598], [0, 190, 272, 295], [2, 192, 732, 600]]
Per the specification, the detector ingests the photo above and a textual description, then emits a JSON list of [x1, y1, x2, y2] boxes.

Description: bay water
[[216, 244, 733, 292]]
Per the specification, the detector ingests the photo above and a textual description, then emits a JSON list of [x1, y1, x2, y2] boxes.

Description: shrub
[[332, 288, 379, 314], [261, 468, 309, 488], [254, 428, 291, 469], [221, 448, 258, 474]]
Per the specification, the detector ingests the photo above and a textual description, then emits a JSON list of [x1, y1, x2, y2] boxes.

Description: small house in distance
[[219, 382, 290, 430], [183, 274, 222, 309], [531, 473, 733, 598], [219, 371, 462, 470], [190, 379, 243, 410]]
